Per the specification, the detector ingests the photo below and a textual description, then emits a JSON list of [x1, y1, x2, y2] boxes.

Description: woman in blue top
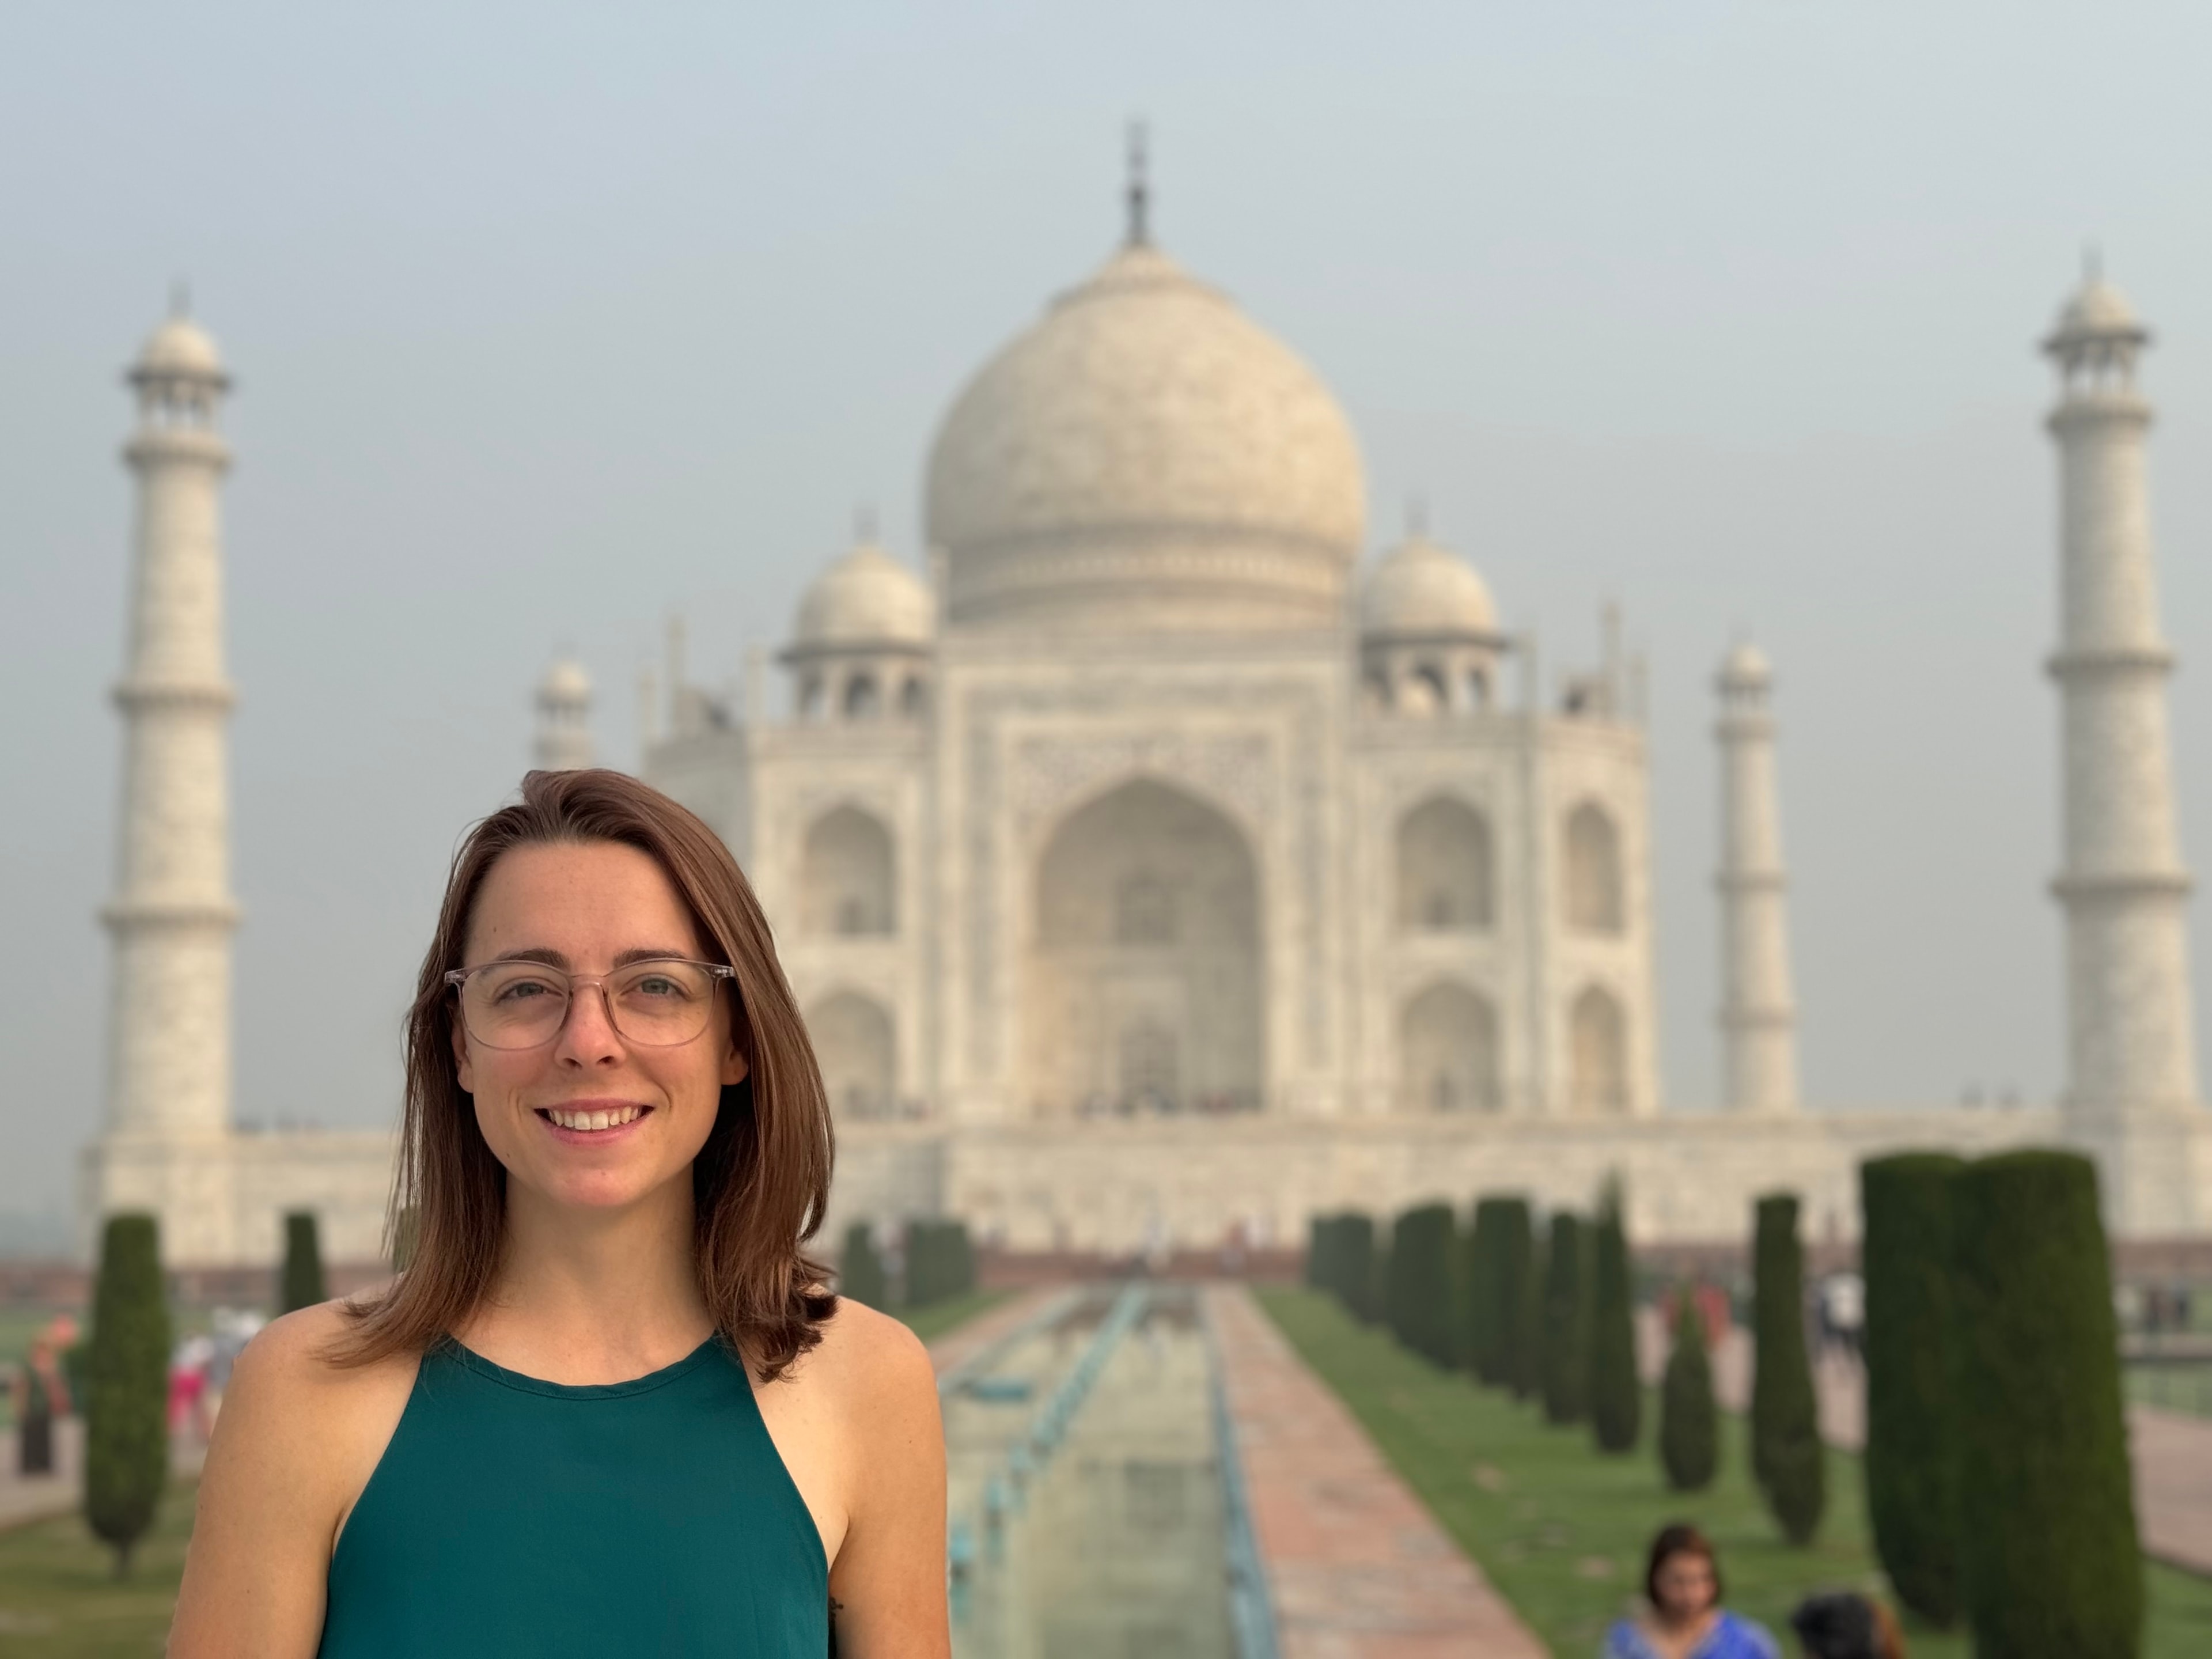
[[169, 770, 948, 1656], [1604, 1524, 1779, 1659]]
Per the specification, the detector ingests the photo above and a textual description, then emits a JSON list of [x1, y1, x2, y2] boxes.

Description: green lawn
[[0, 1484, 194, 1657], [1257, 1286, 2212, 1659], [897, 1287, 1009, 1345]]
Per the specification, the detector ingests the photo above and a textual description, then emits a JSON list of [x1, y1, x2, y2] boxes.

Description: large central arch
[[1024, 777, 1263, 1119]]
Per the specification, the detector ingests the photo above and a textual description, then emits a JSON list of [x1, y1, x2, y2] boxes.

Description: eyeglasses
[[445, 957, 736, 1051]]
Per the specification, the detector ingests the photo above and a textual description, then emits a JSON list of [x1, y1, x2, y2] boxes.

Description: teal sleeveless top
[[318, 1336, 828, 1657]]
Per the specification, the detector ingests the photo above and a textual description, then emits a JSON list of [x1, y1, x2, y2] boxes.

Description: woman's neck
[[459, 1177, 714, 1385]]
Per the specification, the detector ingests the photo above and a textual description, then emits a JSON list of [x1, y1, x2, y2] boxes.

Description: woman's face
[[454, 841, 747, 1216], [1653, 1550, 1718, 1620]]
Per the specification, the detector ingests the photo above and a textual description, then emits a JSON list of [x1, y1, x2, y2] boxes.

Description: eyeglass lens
[[459, 960, 719, 1049]]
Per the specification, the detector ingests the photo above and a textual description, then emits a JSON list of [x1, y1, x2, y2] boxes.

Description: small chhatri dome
[[132, 309, 226, 384], [538, 656, 592, 703], [1361, 531, 1498, 639], [793, 539, 934, 650], [923, 156, 1366, 632], [1719, 639, 1771, 685], [2044, 266, 2149, 354]]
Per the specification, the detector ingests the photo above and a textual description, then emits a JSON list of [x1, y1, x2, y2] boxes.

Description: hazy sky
[[6, 3, 2212, 1225]]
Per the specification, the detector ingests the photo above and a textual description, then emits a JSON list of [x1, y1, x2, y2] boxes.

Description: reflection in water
[[944, 1286, 1236, 1659]]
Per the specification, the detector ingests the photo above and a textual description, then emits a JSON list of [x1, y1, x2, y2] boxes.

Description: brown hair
[[336, 768, 835, 1381], [1645, 1521, 1721, 1608]]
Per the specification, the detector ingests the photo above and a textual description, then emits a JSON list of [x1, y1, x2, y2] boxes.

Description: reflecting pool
[[942, 1285, 1240, 1659]]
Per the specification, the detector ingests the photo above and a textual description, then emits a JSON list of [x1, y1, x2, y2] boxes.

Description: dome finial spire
[[2084, 240, 2102, 283], [854, 502, 878, 544], [1406, 493, 1429, 539], [1124, 119, 1150, 247], [169, 278, 191, 319]]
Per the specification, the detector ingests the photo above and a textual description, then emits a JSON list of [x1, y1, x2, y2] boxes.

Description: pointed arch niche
[[808, 991, 896, 1120], [1024, 778, 1263, 1120], [800, 805, 895, 937], [1396, 796, 1495, 931], [1564, 802, 1624, 934], [1399, 980, 1501, 1112], [1568, 985, 1628, 1114]]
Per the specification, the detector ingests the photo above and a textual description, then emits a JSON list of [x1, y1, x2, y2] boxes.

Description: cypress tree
[[1386, 1203, 1458, 1368], [1659, 1288, 1719, 1490], [1587, 1187, 1640, 1452], [1464, 1198, 1511, 1386], [1513, 1224, 1546, 1401], [1304, 1215, 1330, 1290], [1752, 1193, 1824, 1544], [1494, 1199, 1533, 1396], [1952, 1150, 2139, 1659], [1334, 1213, 1378, 1323], [1860, 1153, 1965, 1628], [840, 1221, 888, 1309], [1540, 1212, 1590, 1424], [279, 1211, 325, 1314], [84, 1214, 170, 1577], [1362, 1228, 1391, 1327]]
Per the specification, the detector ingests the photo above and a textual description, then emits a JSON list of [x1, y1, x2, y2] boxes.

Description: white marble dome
[[793, 541, 934, 650], [1361, 533, 1497, 639], [925, 239, 1366, 631], [135, 315, 225, 380]]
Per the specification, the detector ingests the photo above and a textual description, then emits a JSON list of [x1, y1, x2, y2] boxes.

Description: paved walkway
[[1208, 1283, 1547, 1659], [1638, 1310, 2212, 1577], [0, 1419, 206, 1534], [923, 1286, 1060, 1378]]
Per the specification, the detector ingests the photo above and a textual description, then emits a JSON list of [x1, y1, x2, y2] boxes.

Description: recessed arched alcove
[[808, 990, 896, 1120], [1400, 980, 1500, 1112], [800, 805, 896, 938], [1024, 777, 1262, 1120]]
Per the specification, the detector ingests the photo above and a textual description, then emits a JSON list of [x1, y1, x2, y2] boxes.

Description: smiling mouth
[[536, 1105, 650, 1133]]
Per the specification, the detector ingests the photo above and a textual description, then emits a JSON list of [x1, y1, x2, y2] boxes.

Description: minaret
[[2043, 267, 2203, 1218], [1713, 642, 1800, 1113], [533, 655, 594, 771], [101, 301, 240, 1139]]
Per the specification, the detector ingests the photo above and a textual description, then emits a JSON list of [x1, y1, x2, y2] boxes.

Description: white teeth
[[548, 1105, 643, 1131]]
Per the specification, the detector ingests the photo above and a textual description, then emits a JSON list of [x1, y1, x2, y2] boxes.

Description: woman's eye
[[494, 978, 559, 1004], [632, 976, 683, 999]]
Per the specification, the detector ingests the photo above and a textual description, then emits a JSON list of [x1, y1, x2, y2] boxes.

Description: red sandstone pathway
[[1209, 1283, 1547, 1659], [923, 1285, 1061, 1378]]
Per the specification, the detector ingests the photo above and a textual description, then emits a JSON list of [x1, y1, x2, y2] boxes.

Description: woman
[[1604, 1524, 1778, 1659], [170, 770, 947, 1657]]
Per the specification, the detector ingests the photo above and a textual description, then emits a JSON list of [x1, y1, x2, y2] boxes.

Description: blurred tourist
[[1787, 1592, 1903, 1659], [1605, 1523, 1779, 1659]]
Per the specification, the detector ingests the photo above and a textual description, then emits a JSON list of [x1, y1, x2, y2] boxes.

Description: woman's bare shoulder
[[212, 1301, 421, 1503], [806, 1296, 935, 1403]]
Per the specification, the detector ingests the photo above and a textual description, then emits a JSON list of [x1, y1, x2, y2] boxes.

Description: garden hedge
[[1540, 1211, 1589, 1424], [280, 1210, 325, 1314], [1587, 1189, 1640, 1452], [839, 1221, 888, 1309], [1464, 1198, 1511, 1386], [1859, 1152, 1965, 1627], [85, 1214, 169, 1576], [1386, 1203, 1460, 1368], [1660, 1289, 1718, 1491], [1752, 1192, 1824, 1544], [1952, 1149, 2139, 1659]]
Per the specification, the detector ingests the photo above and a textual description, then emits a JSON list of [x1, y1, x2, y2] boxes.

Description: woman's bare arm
[[166, 1304, 416, 1659], [818, 1308, 949, 1659]]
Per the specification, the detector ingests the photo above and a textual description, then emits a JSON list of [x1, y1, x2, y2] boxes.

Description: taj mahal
[[79, 169, 2212, 1266]]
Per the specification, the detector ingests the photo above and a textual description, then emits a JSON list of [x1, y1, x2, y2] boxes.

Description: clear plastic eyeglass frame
[[444, 958, 737, 1050]]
